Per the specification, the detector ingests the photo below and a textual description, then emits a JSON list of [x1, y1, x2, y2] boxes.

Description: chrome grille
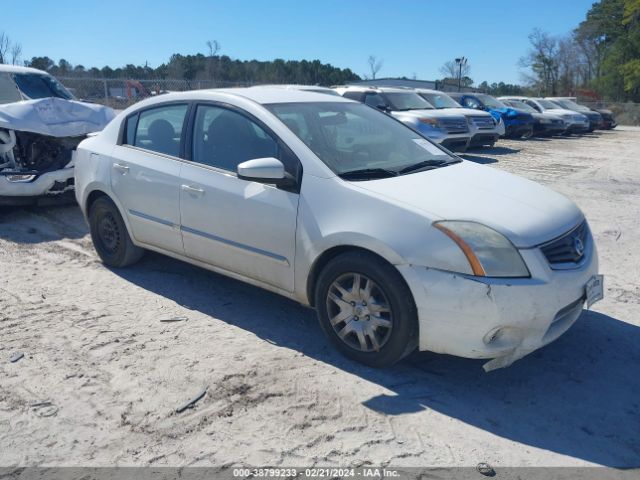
[[440, 118, 469, 134], [540, 221, 589, 268], [470, 116, 495, 129]]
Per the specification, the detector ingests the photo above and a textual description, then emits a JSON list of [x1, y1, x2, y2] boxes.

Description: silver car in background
[[414, 88, 503, 148], [334, 86, 471, 152], [499, 96, 590, 134]]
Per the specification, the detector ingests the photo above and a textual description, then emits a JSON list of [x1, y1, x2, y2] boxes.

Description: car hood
[[351, 160, 583, 248], [432, 107, 492, 118], [0, 97, 116, 137], [542, 107, 584, 117], [531, 112, 563, 121], [391, 109, 464, 120]]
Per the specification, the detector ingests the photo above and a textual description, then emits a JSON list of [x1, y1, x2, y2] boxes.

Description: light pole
[[455, 57, 467, 92]]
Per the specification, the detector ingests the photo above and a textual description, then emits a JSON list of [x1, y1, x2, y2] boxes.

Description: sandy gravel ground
[[0, 127, 639, 469]]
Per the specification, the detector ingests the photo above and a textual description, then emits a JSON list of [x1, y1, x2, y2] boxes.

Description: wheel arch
[[83, 187, 137, 243], [306, 244, 406, 308]]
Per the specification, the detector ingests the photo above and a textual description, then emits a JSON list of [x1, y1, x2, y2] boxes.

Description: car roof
[[499, 96, 540, 101], [128, 87, 354, 108], [414, 88, 449, 95], [0, 64, 50, 76], [337, 85, 418, 94], [250, 84, 335, 92]]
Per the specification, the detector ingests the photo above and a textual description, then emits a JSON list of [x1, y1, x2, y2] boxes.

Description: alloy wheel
[[325, 272, 393, 352]]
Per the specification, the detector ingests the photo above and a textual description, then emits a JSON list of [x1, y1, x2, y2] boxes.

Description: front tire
[[314, 251, 418, 367], [89, 196, 144, 268]]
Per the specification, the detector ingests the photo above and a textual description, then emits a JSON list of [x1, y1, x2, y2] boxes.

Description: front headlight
[[433, 221, 530, 277], [539, 117, 551, 124]]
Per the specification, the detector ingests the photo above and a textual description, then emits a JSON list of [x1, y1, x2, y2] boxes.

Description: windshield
[[536, 99, 559, 109], [505, 100, 536, 113], [476, 94, 507, 109], [551, 99, 589, 111], [266, 102, 457, 178], [418, 92, 461, 109], [384, 92, 433, 111], [12, 73, 74, 100]]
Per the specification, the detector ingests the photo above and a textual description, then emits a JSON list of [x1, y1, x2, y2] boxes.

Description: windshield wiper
[[397, 159, 452, 175], [338, 168, 399, 180]]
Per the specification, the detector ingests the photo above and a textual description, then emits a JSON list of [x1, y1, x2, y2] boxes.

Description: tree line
[[23, 46, 361, 87], [520, 0, 640, 101]]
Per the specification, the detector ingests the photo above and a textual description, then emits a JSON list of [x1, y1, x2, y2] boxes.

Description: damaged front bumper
[[0, 166, 75, 205], [398, 243, 600, 371]]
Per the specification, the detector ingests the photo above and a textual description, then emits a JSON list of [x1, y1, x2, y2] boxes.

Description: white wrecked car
[[0, 65, 115, 205]]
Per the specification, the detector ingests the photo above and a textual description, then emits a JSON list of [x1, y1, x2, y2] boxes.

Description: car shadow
[[112, 252, 640, 468], [475, 146, 521, 155], [0, 204, 87, 243]]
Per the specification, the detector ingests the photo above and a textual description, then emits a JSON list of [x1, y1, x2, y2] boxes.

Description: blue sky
[[4, 0, 594, 84]]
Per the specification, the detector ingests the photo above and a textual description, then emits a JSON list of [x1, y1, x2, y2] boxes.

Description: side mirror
[[237, 157, 296, 187], [375, 103, 391, 112]]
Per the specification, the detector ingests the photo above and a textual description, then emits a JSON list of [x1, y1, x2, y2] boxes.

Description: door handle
[[181, 184, 205, 196], [113, 163, 129, 174]]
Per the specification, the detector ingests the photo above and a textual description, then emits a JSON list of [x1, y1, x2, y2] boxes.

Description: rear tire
[[89, 196, 144, 268], [314, 251, 418, 367]]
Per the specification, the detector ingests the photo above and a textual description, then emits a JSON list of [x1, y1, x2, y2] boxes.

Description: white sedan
[[74, 87, 603, 370]]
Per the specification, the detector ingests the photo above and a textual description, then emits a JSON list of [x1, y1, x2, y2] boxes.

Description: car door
[[110, 103, 189, 254], [179, 103, 300, 292]]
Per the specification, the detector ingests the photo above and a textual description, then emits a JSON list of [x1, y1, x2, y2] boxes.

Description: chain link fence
[[58, 77, 257, 109], [58, 77, 640, 125]]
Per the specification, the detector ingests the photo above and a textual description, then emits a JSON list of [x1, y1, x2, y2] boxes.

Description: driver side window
[[192, 105, 279, 173]]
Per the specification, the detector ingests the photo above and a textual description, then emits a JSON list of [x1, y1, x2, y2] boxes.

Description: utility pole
[[455, 57, 467, 92]]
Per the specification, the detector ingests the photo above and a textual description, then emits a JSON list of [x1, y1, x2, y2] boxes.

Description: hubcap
[[97, 213, 120, 254], [326, 273, 393, 352]]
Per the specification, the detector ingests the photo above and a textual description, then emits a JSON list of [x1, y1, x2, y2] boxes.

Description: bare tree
[[10, 42, 22, 65], [439, 59, 471, 80], [0, 32, 10, 64], [519, 29, 560, 95], [206, 40, 221, 80], [367, 55, 383, 80], [206, 40, 220, 57]]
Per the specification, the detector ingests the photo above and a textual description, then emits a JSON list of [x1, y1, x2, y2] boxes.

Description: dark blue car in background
[[449, 92, 534, 139]]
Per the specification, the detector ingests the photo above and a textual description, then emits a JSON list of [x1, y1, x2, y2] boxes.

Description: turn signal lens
[[434, 223, 486, 276], [418, 117, 438, 126]]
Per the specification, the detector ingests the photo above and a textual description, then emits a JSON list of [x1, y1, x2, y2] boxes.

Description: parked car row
[[0, 68, 609, 371], [317, 85, 616, 152]]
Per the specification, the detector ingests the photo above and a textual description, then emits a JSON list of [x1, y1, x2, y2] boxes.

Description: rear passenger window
[[128, 104, 188, 157], [342, 91, 362, 102], [0, 73, 21, 104], [364, 93, 386, 108]]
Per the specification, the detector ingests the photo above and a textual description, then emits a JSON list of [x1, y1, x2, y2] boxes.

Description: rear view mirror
[[237, 157, 296, 187]]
